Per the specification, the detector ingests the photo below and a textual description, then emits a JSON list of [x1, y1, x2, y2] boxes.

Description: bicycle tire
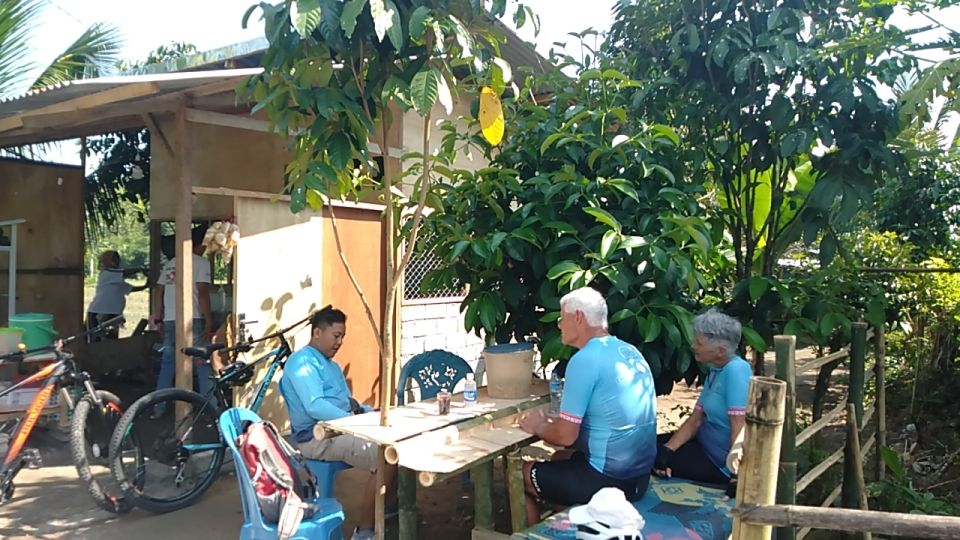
[[71, 390, 132, 513], [109, 388, 225, 513]]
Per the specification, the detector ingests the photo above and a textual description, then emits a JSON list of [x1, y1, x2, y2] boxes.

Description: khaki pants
[[297, 430, 378, 472]]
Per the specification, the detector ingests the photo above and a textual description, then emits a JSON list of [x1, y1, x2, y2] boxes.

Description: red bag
[[237, 420, 320, 538]]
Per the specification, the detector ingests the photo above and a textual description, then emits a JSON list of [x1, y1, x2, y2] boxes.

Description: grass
[[82, 285, 150, 338]]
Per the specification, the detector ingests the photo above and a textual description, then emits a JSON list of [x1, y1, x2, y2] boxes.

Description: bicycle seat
[[182, 343, 226, 360]]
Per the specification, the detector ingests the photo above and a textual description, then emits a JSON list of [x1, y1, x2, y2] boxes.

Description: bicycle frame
[[180, 335, 294, 455], [0, 316, 122, 498]]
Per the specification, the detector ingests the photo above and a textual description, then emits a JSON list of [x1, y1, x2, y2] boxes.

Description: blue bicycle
[[107, 313, 313, 513]]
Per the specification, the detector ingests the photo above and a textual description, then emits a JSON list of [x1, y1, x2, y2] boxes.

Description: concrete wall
[[399, 298, 485, 374]]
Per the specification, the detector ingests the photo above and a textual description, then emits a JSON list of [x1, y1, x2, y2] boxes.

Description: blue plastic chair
[[396, 349, 473, 405], [305, 460, 352, 500], [277, 380, 353, 497], [218, 407, 345, 540]]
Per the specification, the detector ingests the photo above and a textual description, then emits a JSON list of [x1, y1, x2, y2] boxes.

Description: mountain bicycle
[[108, 312, 313, 513], [0, 315, 131, 513]]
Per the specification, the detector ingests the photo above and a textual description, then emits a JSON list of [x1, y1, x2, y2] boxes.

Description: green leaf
[[435, 69, 453, 114], [547, 261, 581, 280], [650, 124, 680, 145], [340, 0, 366, 38], [684, 23, 700, 52], [409, 6, 431, 39], [328, 133, 352, 169], [600, 230, 620, 259], [410, 68, 439, 115], [450, 240, 470, 260], [610, 309, 633, 323], [820, 233, 838, 266], [866, 297, 886, 327], [643, 315, 662, 343], [540, 132, 563, 155], [583, 207, 622, 232], [290, 183, 307, 213], [292, 0, 323, 37], [491, 57, 512, 96], [748, 276, 769, 302], [879, 446, 905, 478], [741, 326, 767, 353]]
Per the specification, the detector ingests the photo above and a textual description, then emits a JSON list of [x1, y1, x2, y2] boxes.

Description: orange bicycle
[[0, 316, 131, 513]]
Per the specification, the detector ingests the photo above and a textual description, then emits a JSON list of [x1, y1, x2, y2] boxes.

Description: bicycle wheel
[[71, 390, 132, 514], [109, 388, 225, 513]]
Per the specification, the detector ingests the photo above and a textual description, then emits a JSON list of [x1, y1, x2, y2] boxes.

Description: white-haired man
[[519, 287, 657, 525]]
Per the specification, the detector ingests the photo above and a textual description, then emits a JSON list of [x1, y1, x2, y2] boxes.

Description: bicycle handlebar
[[179, 311, 314, 359]]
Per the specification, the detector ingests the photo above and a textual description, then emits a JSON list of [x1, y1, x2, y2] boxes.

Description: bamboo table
[[318, 380, 549, 540]]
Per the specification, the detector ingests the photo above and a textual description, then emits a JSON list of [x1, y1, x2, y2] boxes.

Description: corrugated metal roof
[[0, 68, 263, 118]]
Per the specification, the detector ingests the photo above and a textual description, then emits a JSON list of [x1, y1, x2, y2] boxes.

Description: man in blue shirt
[[279, 307, 390, 540], [519, 287, 657, 526], [653, 309, 750, 497]]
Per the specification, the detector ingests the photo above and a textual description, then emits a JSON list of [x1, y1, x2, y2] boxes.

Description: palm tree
[[0, 0, 122, 100]]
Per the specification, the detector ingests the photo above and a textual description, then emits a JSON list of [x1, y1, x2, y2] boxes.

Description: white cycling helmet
[[569, 487, 645, 540]]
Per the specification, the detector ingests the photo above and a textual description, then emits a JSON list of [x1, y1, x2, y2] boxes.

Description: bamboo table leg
[[474, 460, 494, 530], [506, 451, 527, 533], [375, 447, 386, 540], [398, 466, 418, 540]]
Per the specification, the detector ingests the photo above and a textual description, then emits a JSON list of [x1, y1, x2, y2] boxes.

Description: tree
[[0, 0, 121, 99], [607, 0, 922, 361], [245, 0, 536, 423], [422, 44, 713, 390], [84, 43, 199, 237]]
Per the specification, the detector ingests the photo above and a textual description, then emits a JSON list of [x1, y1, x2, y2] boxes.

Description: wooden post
[[843, 404, 872, 540], [506, 450, 527, 533], [849, 322, 868, 426], [174, 101, 194, 397], [774, 336, 797, 540], [148, 220, 161, 318], [473, 460, 494, 531], [398, 466, 417, 540], [732, 376, 786, 540], [874, 324, 886, 482], [375, 447, 387, 540], [733, 504, 960, 538]]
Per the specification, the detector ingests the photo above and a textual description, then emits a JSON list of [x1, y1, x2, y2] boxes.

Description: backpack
[[237, 420, 320, 538]]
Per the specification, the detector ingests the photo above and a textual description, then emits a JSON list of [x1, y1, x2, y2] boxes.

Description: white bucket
[[483, 343, 534, 399], [0, 328, 24, 355]]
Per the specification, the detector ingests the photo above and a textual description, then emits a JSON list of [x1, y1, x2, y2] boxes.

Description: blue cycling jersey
[[559, 335, 657, 479]]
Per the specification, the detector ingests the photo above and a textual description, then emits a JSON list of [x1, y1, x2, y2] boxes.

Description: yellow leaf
[[479, 86, 504, 145]]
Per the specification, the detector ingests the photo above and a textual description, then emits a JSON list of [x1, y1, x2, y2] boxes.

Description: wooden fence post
[[774, 335, 797, 540], [844, 404, 873, 540], [874, 324, 886, 482], [849, 322, 868, 426], [732, 376, 787, 540]]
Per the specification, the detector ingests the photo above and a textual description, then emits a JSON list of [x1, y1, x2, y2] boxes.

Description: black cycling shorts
[[529, 452, 649, 506]]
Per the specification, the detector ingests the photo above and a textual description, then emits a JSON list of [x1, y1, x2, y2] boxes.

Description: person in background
[[86, 250, 148, 339], [279, 307, 395, 540], [153, 227, 213, 413], [653, 309, 751, 498], [519, 286, 657, 526]]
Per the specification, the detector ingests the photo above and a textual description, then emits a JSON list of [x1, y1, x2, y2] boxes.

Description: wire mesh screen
[[404, 233, 463, 301]]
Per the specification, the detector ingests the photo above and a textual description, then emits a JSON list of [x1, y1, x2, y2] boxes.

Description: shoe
[[351, 528, 375, 540]]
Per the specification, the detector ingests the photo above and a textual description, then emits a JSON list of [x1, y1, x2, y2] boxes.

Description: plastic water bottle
[[463, 373, 478, 407], [549, 371, 563, 416]]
